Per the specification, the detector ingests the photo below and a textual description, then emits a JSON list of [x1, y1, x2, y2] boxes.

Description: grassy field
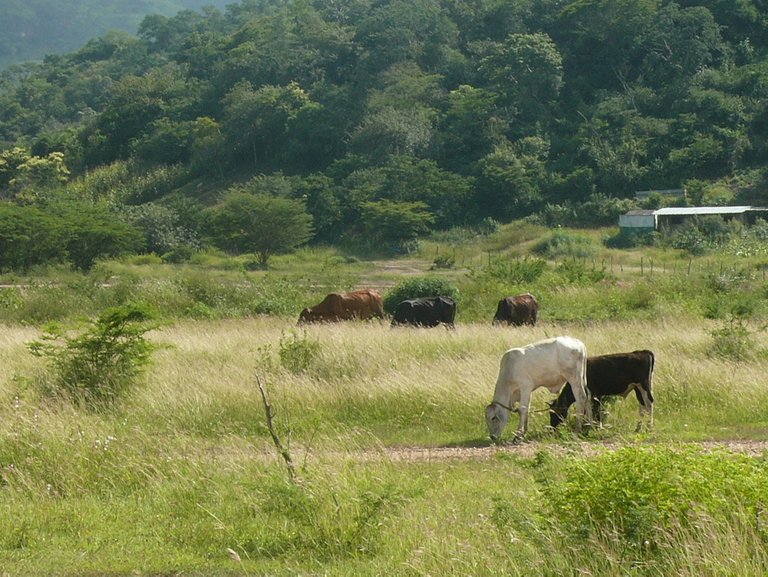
[[2, 311, 768, 575], [2, 221, 768, 575]]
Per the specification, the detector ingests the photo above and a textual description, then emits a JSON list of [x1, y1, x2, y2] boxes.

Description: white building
[[619, 206, 768, 232]]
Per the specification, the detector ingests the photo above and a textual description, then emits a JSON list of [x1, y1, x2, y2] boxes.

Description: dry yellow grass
[[4, 315, 768, 451], [2, 316, 768, 576]]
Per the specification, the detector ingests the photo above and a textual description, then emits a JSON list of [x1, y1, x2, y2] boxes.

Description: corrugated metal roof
[[624, 210, 656, 216], [653, 206, 765, 216]]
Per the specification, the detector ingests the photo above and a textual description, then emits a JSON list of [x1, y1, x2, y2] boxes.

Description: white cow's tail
[[582, 349, 592, 424], [646, 351, 655, 403]]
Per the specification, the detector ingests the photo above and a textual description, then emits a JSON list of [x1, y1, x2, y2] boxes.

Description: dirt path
[[356, 259, 430, 292], [371, 439, 768, 463]]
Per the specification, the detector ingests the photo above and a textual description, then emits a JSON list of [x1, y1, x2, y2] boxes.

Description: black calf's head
[[548, 400, 568, 428], [549, 382, 576, 428]]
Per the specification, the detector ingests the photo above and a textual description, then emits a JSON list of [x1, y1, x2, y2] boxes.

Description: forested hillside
[[0, 0, 231, 69], [2, 0, 768, 268]]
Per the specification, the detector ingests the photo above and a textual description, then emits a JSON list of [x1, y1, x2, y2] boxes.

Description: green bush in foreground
[[27, 303, 158, 407], [547, 446, 768, 545]]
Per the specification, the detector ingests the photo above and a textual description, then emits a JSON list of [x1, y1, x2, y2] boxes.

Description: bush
[[477, 217, 501, 235], [161, 245, 195, 263], [382, 277, 460, 315], [527, 203, 577, 228], [577, 193, 638, 227], [548, 447, 768, 545], [475, 257, 547, 284], [710, 314, 758, 360], [670, 223, 709, 255], [531, 229, 596, 259], [666, 216, 742, 256], [27, 303, 158, 407], [604, 229, 657, 249], [430, 254, 455, 269], [551, 259, 606, 285], [279, 330, 321, 374]]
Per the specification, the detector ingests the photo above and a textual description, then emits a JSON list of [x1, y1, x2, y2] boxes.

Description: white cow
[[485, 336, 591, 443]]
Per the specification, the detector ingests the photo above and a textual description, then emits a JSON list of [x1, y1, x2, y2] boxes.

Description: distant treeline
[[0, 0, 230, 70], [3, 0, 768, 259]]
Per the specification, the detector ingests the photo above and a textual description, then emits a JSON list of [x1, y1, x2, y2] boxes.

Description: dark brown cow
[[550, 350, 655, 431], [298, 289, 384, 323], [493, 293, 538, 326]]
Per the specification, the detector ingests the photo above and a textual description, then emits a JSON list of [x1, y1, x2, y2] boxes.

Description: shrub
[[477, 217, 500, 235], [604, 229, 657, 249], [666, 216, 742, 256], [476, 257, 547, 284], [430, 254, 455, 269], [27, 303, 158, 407], [279, 330, 321, 374], [710, 314, 757, 360], [576, 193, 638, 227], [551, 259, 606, 285], [671, 226, 708, 255], [527, 203, 575, 228], [161, 245, 195, 264], [382, 276, 459, 314], [531, 229, 596, 259], [548, 447, 768, 545]]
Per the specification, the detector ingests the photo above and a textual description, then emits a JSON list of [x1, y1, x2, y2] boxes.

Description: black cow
[[550, 350, 655, 431], [391, 296, 457, 328], [493, 293, 538, 326]]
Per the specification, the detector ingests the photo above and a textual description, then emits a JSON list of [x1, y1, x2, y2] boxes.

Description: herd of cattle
[[298, 288, 538, 327], [298, 288, 655, 444]]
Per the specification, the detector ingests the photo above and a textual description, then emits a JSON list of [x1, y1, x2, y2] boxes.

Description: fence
[[428, 245, 768, 280]]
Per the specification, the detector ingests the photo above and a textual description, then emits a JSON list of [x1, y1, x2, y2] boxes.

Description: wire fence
[[427, 245, 768, 280]]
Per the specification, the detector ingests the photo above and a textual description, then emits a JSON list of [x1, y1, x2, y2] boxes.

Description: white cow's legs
[[516, 390, 532, 438]]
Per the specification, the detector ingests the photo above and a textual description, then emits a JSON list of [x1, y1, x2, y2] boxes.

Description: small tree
[[0, 203, 69, 271], [28, 303, 158, 408], [208, 192, 314, 266], [358, 199, 434, 247], [0, 147, 70, 202], [52, 201, 145, 271]]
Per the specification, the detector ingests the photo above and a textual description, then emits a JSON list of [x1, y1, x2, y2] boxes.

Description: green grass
[[2, 222, 768, 574], [1, 315, 768, 574]]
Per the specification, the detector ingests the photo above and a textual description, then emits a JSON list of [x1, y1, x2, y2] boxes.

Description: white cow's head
[[485, 402, 511, 444]]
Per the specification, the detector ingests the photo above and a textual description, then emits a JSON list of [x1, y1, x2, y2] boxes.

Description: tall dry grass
[[2, 316, 768, 575]]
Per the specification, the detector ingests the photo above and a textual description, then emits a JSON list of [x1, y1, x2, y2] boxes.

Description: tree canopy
[[2, 0, 768, 267], [207, 190, 314, 266]]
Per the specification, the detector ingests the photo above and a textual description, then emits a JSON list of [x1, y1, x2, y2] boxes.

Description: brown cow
[[492, 293, 538, 326], [298, 289, 384, 323]]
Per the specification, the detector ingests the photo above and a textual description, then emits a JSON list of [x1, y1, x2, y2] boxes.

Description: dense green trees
[[2, 0, 768, 269], [0, 200, 143, 271]]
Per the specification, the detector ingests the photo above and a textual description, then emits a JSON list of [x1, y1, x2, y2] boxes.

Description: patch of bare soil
[[356, 259, 431, 291]]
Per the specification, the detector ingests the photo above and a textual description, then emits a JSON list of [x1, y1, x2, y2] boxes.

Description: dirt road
[[373, 439, 768, 463]]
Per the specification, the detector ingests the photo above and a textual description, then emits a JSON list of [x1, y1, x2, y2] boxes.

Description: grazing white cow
[[485, 336, 591, 443]]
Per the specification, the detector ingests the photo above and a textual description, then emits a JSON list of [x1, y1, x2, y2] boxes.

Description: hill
[[3, 0, 768, 266], [0, 0, 231, 69]]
